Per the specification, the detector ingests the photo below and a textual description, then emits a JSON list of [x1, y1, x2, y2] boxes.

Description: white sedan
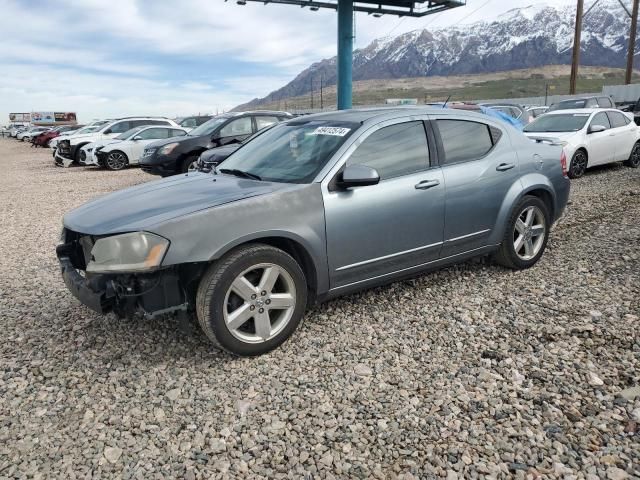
[[523, 108, 640, 178], [89, 125, 188, 170]]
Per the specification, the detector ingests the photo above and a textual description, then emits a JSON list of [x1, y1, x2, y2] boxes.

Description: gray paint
[[63, 107, 570, 301]]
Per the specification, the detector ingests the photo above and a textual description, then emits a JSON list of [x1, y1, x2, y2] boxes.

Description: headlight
[[86, 232, 169, 273], [159, 143, 179, 155]]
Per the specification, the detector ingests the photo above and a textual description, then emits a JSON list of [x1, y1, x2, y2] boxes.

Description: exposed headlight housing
[[86, 232, 169, 273], [158, 143, 180, 155]]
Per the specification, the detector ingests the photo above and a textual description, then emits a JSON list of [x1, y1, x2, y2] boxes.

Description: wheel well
[[230, 237, 318, 303], [526, 189, 554, 220], [575, 147, 588, 161]]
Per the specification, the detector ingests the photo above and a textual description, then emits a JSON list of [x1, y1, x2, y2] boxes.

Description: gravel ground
[[0, 138, 638, 479]]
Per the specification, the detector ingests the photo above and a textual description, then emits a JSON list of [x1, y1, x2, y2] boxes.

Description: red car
[[32, 125, 83, 147]]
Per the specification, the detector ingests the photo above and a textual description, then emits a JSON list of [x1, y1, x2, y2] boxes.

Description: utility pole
[[310, 76, 314, 109], [626, 0, 639, 84], [569, 0, 584, 95], [320, 75, 324, 110]]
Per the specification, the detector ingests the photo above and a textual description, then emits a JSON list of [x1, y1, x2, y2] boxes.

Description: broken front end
[[56, 228, 203, 318]]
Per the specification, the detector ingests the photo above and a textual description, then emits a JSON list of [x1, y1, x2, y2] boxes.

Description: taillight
[[560, 149, 568, 178]]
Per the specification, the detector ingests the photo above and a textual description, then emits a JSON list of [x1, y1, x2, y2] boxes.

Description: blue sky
[[1, 0, 574, 122]]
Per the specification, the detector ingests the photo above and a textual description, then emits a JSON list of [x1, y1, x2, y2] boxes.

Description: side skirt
[[318, 245, 499, 302]]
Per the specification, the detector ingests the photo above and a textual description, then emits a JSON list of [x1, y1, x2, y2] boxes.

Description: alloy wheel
[[513, 206, 546, 261], [187, 160, 199, 172], [223, 263, 296, 344], [106, 152, 127, 170], [570, 151, 587, 178]]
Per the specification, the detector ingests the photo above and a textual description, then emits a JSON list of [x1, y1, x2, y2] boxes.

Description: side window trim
[[432, 118, 500, 166]]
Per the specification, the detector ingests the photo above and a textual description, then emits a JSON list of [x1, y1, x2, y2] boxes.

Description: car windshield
[[218, 120, 358, 184], [187, 116, 231, 136], [548, 99, 587, 111], [524, 113, 590, 133], [115, 126, 145, 140], [73, 126, 100, 135]]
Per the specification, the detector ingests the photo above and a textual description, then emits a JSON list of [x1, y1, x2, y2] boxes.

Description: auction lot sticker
[[311, 126, 351, 136]]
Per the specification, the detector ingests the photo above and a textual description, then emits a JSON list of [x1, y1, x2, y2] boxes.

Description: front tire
[[196, 244, 307, 356], [494, 195, 550, 270], [568, 149, 588, 179], [625, 141, 640, 168], [104, 151, 128, 170]]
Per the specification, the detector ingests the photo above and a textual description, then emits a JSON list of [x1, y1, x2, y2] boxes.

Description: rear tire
[[494, 195, 550, 270], [624, 141, 640, 168], [568, 149, 588, 179], [196, 244, 307, 356]]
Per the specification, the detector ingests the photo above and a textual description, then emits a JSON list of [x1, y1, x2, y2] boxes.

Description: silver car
[[57, 107, 570, 356]]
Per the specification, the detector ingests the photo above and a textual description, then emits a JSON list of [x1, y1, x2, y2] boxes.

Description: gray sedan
[[57, 107, 570, 356]]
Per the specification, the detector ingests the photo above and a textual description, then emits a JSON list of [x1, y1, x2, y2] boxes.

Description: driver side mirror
[[132, 135, 142, 141], [588, 124, 606, 134], [337, 164, 380, 189]]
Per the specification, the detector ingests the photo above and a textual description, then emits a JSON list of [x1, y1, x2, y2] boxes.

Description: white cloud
[[0, 0, 576, 122]]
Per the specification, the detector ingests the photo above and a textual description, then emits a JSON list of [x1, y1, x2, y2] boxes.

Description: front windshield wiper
[[219, 168, 262, 181]]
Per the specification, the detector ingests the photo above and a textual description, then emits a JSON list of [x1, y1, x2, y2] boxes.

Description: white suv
[[54, 117, 179, 167]]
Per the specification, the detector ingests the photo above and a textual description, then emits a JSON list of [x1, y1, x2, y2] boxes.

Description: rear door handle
[[415, 179, 440, 190], [496, 163, 515, 171]]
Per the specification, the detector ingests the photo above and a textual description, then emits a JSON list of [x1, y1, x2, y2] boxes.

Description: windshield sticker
[[311, 126, 351, 136]]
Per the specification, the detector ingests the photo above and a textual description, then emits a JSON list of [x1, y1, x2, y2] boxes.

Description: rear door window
[[437, 120, 495, 164], [607, 111, 627, 129]]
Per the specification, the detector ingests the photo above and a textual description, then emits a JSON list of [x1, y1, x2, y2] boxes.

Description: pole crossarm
[[236, 0, 466, 17]]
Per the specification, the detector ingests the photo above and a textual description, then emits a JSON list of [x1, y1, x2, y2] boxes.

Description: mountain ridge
[[234, 0, 631, 110]]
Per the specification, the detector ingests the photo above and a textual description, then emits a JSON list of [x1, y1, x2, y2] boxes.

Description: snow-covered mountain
[[236, 0, 630, 109]]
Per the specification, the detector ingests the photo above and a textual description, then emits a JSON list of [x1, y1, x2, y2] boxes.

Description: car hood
[[200, 144, 239, 162], [523, 131, 578, 143], [63, 173, 289, 235], [146, 134, 206, 150], [89, 139, 119, 150]]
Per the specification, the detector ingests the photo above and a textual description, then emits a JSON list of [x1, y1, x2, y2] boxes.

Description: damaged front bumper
[[56, 232, 194, 318]]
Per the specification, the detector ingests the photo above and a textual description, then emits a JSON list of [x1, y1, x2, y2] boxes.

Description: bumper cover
[[58, 255, 113, 314]]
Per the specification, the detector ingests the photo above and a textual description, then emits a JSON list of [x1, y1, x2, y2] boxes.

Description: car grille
[[57, 140, 71, 156]]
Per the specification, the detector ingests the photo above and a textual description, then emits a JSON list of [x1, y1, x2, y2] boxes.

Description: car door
[[606, 111, 635, 161], [434, 116, 518, 257], [323, 119, 445, 289], [216, 117, 254, 146], [586, 112, 613, 166]]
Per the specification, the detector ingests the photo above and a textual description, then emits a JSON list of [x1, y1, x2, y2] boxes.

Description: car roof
[[543, 108, 609, 115], [294, 106, 499, 124]]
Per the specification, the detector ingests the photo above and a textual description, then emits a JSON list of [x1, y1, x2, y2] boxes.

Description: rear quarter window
[[437, 120, 496, 165], [607, 111, 628, 128]]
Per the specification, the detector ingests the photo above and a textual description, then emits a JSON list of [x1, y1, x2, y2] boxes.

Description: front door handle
[[415, 179, 440, 190], [496, 163, 515, 172]]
